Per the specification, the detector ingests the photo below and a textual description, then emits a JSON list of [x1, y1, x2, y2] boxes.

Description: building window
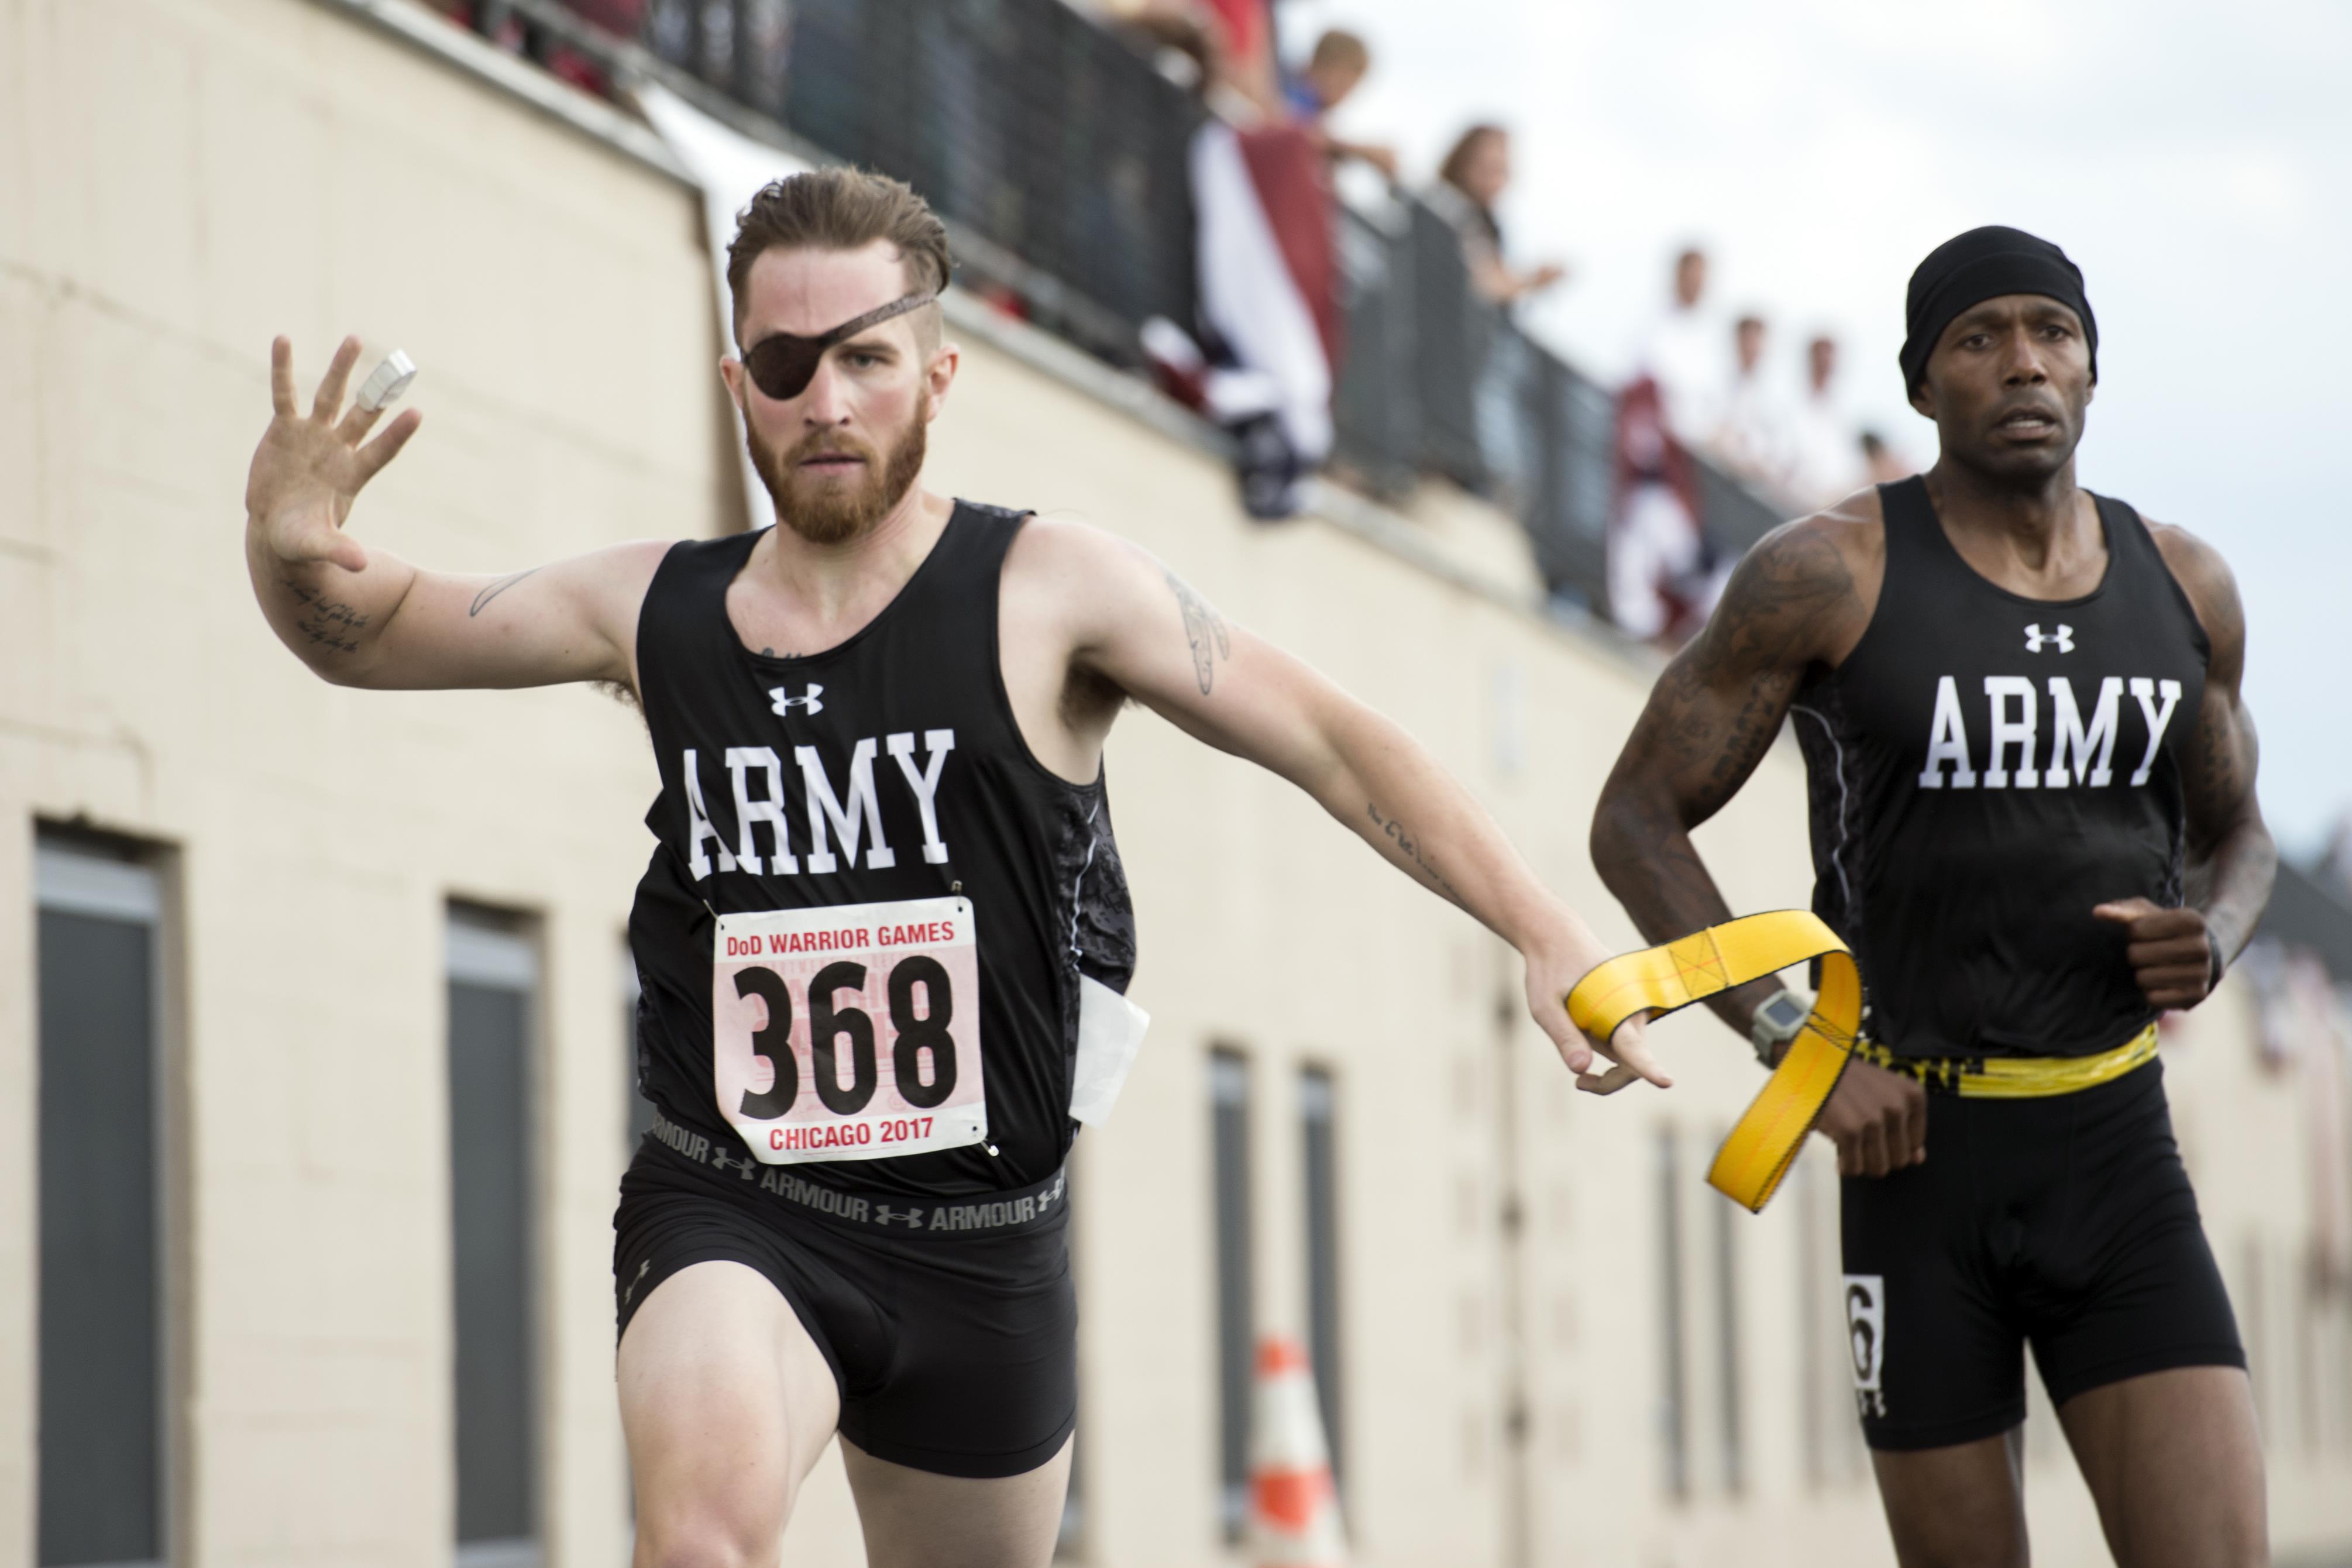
[[1209, 1047, 1254, 1542], [447, 907, 542, 1567], [1301, 1065, 1343, 1484], [36, 835, 169, 1568], [1656, 1126, 1688, 1500]]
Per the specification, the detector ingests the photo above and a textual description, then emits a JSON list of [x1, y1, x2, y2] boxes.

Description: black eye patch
[[741, 293, 935, 401]]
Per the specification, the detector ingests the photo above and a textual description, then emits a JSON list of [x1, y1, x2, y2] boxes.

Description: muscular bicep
[[2157, 527, 2262, 847], [346, 538, 670, 691]]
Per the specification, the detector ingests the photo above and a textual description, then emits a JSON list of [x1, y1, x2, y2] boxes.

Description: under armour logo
[[874, 1204, 929, 1229], [768, 683, 825, 716], [2023, 623, 2075, 654], [709, 1147, 759, 1180]]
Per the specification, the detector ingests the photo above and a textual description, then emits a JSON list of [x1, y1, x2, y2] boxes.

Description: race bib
[[712, 896, 986, 1164]]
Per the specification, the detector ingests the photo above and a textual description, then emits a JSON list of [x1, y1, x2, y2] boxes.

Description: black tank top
[[1793, 477, 2209, 1058], [627, 502, 1136, 1196]]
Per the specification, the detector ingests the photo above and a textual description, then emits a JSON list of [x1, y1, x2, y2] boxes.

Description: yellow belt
[[1567, 910, 1859, 1213], [1852, 1023, 2158, 1099]]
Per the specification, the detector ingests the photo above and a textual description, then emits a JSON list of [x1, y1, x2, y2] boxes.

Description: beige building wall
[[2, 2, 2348, 1566]]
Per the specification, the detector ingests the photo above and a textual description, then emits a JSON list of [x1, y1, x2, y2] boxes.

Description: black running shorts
[[613, 1117, 1076, 1478], [1839, 1058, 2243, 1451]]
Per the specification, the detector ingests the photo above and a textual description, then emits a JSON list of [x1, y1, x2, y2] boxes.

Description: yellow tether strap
[[1567, 911, 1859, 1214]]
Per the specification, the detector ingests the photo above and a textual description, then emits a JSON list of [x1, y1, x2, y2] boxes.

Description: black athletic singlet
[[627, 502, 1137, 1198], [1793, 477, 2209, 1058]]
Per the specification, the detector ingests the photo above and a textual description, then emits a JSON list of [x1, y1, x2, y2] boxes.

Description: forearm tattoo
[[1366, 802, 1462, 902], [278, 577, 368, 655], [1164, 568, 1230, 695], [469, 567, 542, 617]]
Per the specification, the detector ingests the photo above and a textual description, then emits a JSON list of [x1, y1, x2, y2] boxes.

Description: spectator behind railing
[[1130, 5, 1354, 519], [1710, 312, 1791, 496], [1612, 247, 1731, 645], [1635, 245, 1721, 444], [1283, 30, 1399, 180], [1609, 377, 1725, 646], [1427, 126, 1566, 307], [1786, 333, 1865, 509]]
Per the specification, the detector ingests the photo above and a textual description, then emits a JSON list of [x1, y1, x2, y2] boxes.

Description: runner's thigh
[[620, 1260, 841, 1568], [2058, 1365, 2265, 1568], [841, 1432, 1072, 1568], [1870, 1430, 2029, 1568]]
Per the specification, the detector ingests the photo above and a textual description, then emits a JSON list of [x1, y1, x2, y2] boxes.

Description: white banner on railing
[[638, 83, 814, 533]]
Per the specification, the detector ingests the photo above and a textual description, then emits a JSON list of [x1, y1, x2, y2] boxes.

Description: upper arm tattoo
[[1665, 531, 1844, 818], [1628, 527, 1856, 824], [469, 567, 542, 618], [1164, 568, 1231, 696]]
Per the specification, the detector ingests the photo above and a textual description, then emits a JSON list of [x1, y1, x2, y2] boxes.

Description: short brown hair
[[1309, 29, 1369, 73], [725, 167, 953, 335]]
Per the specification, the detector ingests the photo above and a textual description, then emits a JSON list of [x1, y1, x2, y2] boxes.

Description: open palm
[[245, 335, 421, 573]]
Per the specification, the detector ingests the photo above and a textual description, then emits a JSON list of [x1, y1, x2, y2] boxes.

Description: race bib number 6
[[712, 896, 986, 1164]]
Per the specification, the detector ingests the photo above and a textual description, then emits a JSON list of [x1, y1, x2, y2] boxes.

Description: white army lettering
[[683, 729, 955, 879], [1917, 675, 2182, 791]]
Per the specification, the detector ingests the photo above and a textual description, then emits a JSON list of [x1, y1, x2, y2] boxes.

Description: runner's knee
[[634, 1510, 785, 1568]]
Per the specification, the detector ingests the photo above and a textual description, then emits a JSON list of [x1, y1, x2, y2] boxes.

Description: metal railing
[[469, 0, 1789, 619]]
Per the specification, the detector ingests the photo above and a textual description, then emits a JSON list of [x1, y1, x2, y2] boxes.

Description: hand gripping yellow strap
[[1566, 912, 1860, 1214]]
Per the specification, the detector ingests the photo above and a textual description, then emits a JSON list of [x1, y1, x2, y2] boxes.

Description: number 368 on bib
[[711, 896, 988, 1164]]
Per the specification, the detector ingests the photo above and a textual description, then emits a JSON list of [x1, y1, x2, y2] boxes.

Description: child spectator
[[1284, 30, 1399, 179]]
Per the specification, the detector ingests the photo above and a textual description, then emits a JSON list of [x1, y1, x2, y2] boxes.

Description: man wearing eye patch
[[240, 166, 1654, 1566]]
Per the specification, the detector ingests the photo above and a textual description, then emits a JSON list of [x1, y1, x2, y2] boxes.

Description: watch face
[[1760, 994, 1809, 1034]]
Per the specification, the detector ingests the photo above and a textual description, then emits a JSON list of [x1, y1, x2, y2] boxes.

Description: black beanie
[[1899, 226, 2096, 394]]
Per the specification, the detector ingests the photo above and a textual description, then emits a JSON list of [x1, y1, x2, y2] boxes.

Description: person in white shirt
[[1637, 247, 1723, 446], [1784, 332, 1863, 508], [1710, 313, 1787, 490]]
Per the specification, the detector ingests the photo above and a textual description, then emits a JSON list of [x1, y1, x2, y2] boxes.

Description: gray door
[[35, 841, 165, 1568], [446, 913, 540, 1566]]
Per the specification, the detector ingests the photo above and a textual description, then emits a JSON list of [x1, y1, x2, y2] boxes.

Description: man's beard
[[747, 407, 927, 545]]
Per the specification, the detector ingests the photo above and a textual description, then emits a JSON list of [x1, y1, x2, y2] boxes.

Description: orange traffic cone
[[1248, 1335, 1346, 1567]]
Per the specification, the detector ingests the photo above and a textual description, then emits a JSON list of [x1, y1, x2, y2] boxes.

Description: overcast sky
[[1280, 0, 2352, 858]]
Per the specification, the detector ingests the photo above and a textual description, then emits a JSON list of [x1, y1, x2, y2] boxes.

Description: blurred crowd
[[1099, 0, 1913, 641], [1612, 244, 1914, 641], [437, 0, 1914, 649]]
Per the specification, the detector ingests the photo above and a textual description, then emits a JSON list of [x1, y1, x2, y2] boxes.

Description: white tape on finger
[[355, 350, 417, 412]]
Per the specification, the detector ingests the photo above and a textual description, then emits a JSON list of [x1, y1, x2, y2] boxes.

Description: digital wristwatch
[[1750, 988, 1811, 1067]]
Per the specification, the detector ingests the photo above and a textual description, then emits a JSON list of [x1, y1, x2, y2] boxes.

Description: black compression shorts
[[613, 1120, 1075, 1478], [1839, 1057, 2243, 1451]]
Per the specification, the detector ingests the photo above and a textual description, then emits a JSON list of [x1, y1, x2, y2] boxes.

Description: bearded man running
[[243, 167, 1653, 1568]]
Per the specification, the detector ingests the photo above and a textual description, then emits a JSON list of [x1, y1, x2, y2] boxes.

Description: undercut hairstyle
[[725, 167, 953, 340], [1310, 29, 1370, 73]]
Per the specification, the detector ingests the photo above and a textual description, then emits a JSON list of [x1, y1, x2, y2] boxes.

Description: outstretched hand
[[246, 335, 421, 573], [1521, 944, 1671, 1095], [2093, 896, 2217, 1010]]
